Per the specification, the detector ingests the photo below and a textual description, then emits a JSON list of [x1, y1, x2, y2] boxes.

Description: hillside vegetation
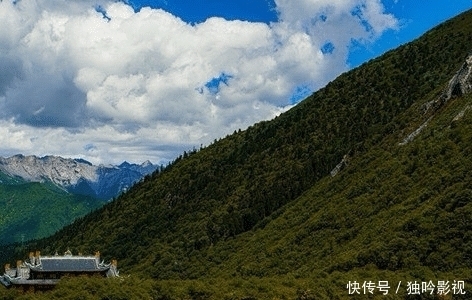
[[2, 8, 472, 300], [0, 157, 155, 245], [0, 173, 102, 245]]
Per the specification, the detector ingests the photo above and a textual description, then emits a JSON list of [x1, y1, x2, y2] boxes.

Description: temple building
[[0, 250, 119, 292]]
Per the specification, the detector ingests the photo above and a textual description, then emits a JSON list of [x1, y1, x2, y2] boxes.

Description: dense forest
[[0, 174, 101, 245], [1, 8, 472, 300]]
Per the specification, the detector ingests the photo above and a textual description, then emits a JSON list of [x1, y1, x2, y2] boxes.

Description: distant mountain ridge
[[0, 155, 157, 200]]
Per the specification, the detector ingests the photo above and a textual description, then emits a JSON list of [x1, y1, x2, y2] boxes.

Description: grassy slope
[[0, 175, 103, 245], [2, 8, 472, 300]]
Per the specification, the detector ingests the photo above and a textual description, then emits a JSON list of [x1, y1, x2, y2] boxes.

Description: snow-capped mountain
[[0, 155, 157, 200]]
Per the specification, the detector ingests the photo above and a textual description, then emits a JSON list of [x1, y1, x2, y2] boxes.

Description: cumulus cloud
[[0, 0, 398, 164]]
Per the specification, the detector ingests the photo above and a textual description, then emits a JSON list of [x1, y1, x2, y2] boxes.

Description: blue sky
[[0, 0, 470, 165], [125, 0, 278, 24], [349, 0, 472, 66]]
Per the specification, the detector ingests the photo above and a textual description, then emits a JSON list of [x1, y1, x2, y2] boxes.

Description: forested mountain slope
[[2, 8, 472, 300], [0, 172, 101, 245]]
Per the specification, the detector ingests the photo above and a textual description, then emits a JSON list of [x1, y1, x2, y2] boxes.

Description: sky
[[0, 0, 471, 165]]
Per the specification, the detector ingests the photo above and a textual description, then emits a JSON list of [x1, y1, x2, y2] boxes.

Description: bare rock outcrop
[[423, 53, 472, 114]]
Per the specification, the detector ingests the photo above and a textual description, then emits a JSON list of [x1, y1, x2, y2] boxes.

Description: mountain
[[2, 9, 472, 300], [0, 156, 157, 245], [0, 175, 102, 245], [0, 155, 157, 200]]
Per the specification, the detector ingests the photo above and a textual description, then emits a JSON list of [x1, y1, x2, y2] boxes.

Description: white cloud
[[0, 0, 398, 164]]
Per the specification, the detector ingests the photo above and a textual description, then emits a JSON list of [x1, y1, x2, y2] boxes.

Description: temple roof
[[30, 256, 109, 273]]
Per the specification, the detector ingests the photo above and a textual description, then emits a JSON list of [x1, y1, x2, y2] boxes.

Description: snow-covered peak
[[0, 155, 98, 185], [141, 160, 153, 167], [0, 155, 157, 200]]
